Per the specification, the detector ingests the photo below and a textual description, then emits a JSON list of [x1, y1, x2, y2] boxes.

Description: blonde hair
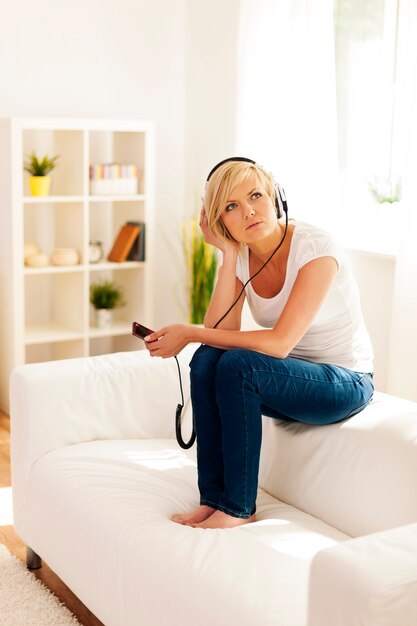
[[204, 160, 277, 244]]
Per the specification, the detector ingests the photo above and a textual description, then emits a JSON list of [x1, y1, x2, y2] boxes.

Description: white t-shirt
[[235, 220, 374, 373]]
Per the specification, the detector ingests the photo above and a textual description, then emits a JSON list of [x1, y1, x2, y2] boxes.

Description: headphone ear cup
[[275, 183, 288, 218], [275, 185, 283, 219]]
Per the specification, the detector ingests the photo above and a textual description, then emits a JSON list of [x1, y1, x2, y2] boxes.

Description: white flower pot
[[95, 309, 113, 329]]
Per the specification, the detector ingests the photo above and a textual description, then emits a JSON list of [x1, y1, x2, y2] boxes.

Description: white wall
[[184, 0, 241, 217], [160, 0, 242, 319], [0, 0, 186, 327]]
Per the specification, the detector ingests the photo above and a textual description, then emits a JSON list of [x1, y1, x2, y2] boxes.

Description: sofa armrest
[[10, 345, 197, 471], [308, 522, 417, 626]]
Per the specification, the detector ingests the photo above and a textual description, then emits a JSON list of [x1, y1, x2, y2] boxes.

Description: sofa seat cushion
[[26, 439, 349, 626], [259, 391, 417, 537]]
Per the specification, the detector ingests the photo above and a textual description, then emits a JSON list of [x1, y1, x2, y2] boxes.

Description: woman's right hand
[[199, 207, 235, 253]]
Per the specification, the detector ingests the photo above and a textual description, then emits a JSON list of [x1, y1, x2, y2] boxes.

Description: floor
[[0, 410, 104, 626]]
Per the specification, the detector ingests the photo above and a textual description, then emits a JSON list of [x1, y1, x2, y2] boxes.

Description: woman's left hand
[[144, 324, 195, 358]]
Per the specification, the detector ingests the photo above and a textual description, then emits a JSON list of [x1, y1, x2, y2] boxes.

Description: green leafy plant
[[24, 152, 60, 176], [90, 280, 124, 310], [182, 218, 218, 324], [368, 176, 401, 204]]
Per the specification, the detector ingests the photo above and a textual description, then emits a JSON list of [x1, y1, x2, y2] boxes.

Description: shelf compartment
[[88, 310, 139, 337], [25, 325, 85, 345], [89, 334, 143, 357], [25, 272, 85, 342], [25, 340, 85, 364], [89, 131, 146, 195], [22, 129, 85, 196], [24, 201, 85, 267], [89, 321, 133, 338], [89, 200, 146, 263], [88, 267, 145, 331]]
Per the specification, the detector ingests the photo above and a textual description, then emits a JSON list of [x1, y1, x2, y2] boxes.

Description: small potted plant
[[368, 176, 401, 205], [90, 279, 124, 329], [24, 151, 60, 197]]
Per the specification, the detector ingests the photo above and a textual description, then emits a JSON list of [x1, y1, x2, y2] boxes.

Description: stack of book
[[89, 163, 139, 195], [108, 222, 146, 262]]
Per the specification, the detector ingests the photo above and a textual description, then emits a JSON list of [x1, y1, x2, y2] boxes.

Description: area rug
[[0, 544, 80, 625]]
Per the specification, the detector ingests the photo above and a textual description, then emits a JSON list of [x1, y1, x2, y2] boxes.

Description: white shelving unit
[[0, 117, 154, 412]]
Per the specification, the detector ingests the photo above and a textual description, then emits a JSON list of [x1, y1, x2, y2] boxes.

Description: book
[[108, 224, 140, 262], [126, 221, 146, 262]]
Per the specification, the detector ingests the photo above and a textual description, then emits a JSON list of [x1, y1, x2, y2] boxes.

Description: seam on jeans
[[242, 374, 249, 516], [343, 389, 374, 418], [235, 365, 368, 387], [238, 365, 374, 423], [217, 371, 251, 519]]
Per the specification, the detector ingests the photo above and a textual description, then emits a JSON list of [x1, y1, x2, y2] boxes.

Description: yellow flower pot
[[29, 176, 51, 197]]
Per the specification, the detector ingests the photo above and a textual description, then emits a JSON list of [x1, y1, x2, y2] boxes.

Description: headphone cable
[[213, 211, 288, 329], [175, 210, 289, 449]]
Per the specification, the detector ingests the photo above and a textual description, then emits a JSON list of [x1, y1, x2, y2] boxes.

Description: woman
[[144, 158, 374, 529]]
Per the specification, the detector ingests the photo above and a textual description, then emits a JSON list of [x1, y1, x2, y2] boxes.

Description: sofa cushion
[[25, 439, 349, 626], [259, 391, 417, 537]]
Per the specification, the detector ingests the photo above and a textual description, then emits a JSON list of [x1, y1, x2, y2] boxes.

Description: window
[[334, 0, 400, 210], [236, 0, 414, 251]]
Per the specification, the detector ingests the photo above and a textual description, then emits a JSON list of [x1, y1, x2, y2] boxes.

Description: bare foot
[[192, 510, 256, 529], [171, 505, 216, 526]]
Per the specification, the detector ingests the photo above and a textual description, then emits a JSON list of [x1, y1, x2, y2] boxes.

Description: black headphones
[[206, 156, 288, 219]]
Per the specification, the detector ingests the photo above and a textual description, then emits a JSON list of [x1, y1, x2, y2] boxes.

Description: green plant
[[90, 280, 124, 310], [182, 218, 218, 324], [368, 176, 401, 204], [24, 151, 60, 176]]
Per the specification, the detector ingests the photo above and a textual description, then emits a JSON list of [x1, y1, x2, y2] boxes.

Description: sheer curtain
[[235, 0, 339, 229], [387, 0, 417, 401]]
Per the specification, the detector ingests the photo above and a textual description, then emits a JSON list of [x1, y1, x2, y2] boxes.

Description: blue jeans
[[190, 345, 374, 519]]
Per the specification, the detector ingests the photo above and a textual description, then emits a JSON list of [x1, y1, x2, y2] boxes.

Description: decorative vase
[[95, 309, 113, 329], [51, 247, 80, 266], [29, 176, 51, 197], [24, 242, 41, 264], [25, 253, 50, 267]]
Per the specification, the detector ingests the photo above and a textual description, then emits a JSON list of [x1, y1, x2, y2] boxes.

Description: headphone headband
[[205, 156, 287, 217], [206, 156, 256, 182]]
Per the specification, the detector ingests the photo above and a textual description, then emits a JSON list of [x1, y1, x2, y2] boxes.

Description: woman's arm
[[199, 208, 245, 330], [204, 250, 246, 330], [146, 256, 338, 359]]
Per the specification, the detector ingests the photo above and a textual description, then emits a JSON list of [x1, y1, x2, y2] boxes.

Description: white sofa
[[10, 345, 417, 626]]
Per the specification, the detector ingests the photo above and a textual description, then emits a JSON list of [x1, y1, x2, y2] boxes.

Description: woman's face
[[220, 175, 277, 245]]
